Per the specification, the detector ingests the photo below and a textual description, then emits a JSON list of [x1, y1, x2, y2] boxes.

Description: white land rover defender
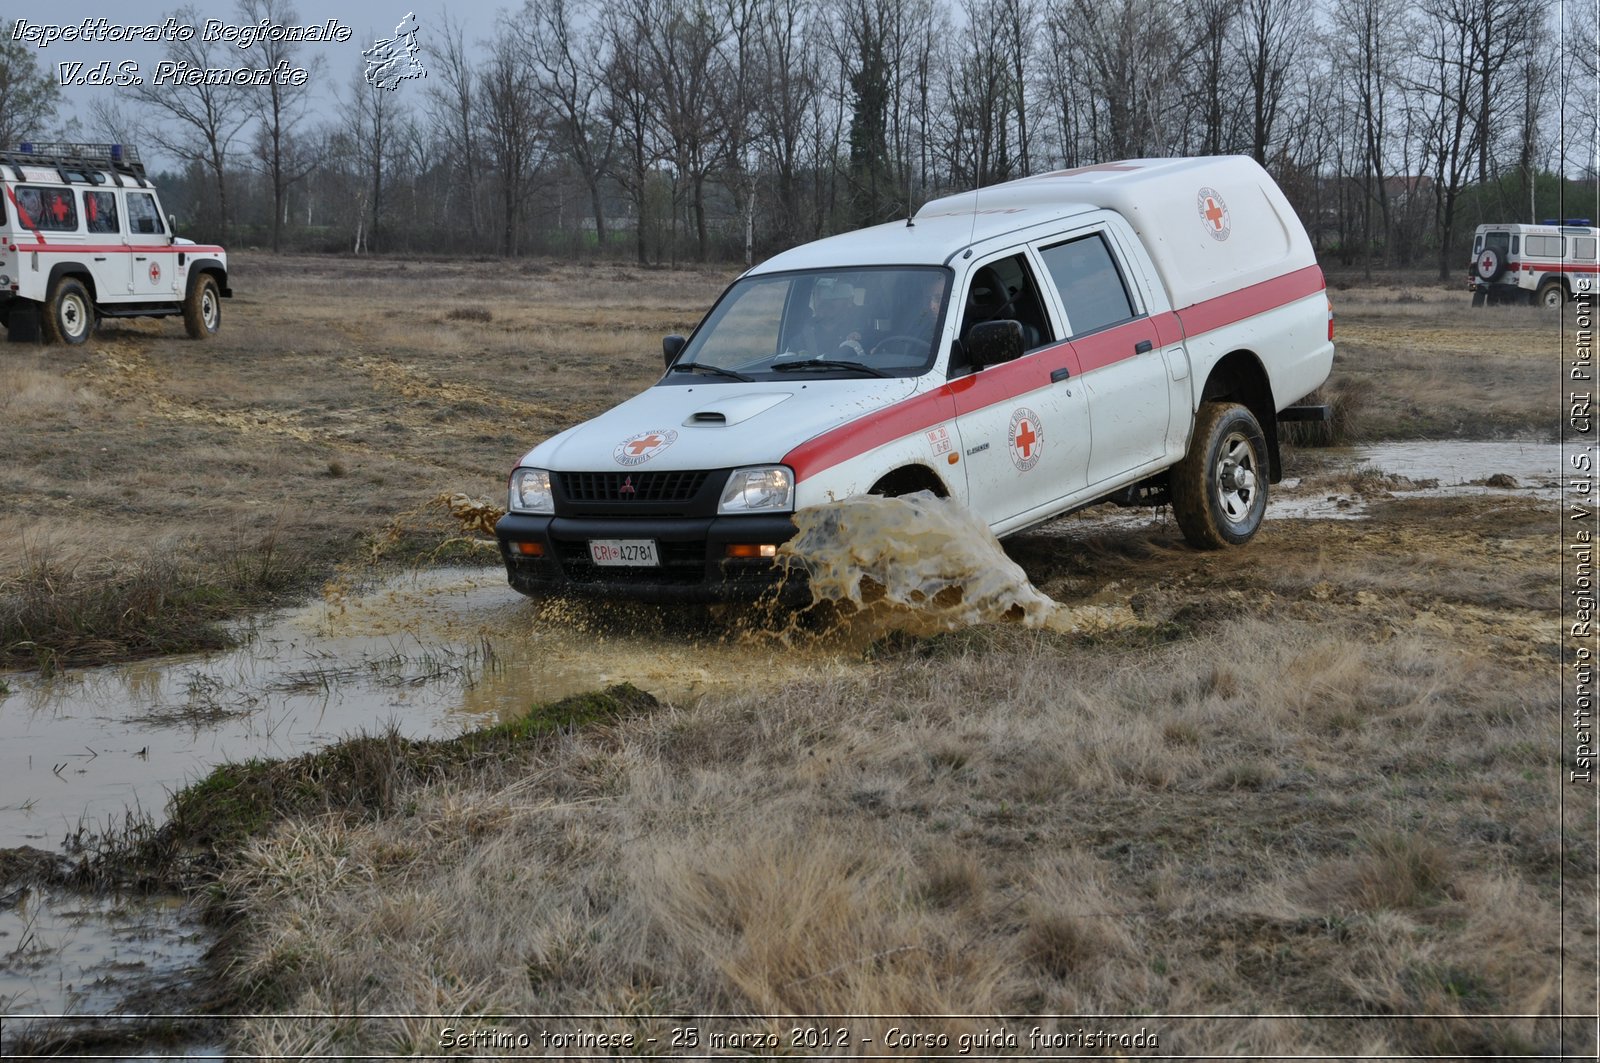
[[0, 142, 231, 344], [1469, 220, 1599, 307], [496, 156, 1335, 602]]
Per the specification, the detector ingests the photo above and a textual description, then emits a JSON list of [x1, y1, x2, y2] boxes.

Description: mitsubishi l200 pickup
[[495, 156, 1335, 601]]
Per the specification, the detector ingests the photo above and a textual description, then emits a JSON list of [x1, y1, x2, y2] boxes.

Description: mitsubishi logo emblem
[[618, 475, 636, 496]]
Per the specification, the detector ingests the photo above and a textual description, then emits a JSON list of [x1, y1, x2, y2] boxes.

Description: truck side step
[[1278, 404, 1332, 422]]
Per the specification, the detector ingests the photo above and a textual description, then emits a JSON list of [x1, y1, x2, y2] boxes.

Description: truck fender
[[1197, 349, 1281, 483], [184, 258, 230, 297], [869, 464, 951, 498], [46, 262, 97, 302]]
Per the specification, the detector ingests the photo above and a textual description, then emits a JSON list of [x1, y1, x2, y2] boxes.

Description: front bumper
[[495, 511, 806, 603]]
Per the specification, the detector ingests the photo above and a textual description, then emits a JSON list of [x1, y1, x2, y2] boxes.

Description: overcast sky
[[20, 1, 490, 163]]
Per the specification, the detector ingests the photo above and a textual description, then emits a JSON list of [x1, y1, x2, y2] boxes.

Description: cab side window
[[127, 193, 164, 235], [13, 186, 78, 231], [1038, 233, 1137, 337], [85, 191, 120, 235], [950, 253, 1056, 377]]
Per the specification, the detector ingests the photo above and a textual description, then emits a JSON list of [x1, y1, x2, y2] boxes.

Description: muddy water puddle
[[0, 566, 862, 1034], [1047, 439, 1571, 533]]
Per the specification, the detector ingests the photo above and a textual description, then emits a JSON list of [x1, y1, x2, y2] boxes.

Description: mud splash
[[782, 492, 1133, 636]]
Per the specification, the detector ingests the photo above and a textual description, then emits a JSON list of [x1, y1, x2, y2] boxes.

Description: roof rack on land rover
[[0, 142, 149, 188]]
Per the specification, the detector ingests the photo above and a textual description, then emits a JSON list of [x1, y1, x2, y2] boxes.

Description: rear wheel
[[42, 278, 93, 345], [1537, 279, 1566, 309], [183, 275, 221, 339], [1171, 401, 1268, 550]]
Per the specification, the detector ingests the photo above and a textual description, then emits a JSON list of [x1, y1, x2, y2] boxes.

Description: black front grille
[[558, 471, 711, 504]]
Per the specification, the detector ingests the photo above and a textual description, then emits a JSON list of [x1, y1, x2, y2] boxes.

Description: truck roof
[[754, 156, 1318, 313]]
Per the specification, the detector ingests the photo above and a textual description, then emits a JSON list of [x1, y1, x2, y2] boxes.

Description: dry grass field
[[0, 256, 1591, 1056]]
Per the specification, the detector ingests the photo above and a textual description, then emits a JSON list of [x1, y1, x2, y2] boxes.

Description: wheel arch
[[1536, 274, 1570, 299], [1197, 349, 1281, 483], [185, 259, 228, 297], [46, 262, 97, 303], [869, 463, 951, 498]]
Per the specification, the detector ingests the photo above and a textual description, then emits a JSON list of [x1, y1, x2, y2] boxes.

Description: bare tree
[[127, 5, 251, 238], [1047, 0, 1182, 160], [602, 14, 660, 264], [238, 0, 321, 251], [1237, 0, 1310, 165], [0, 21, 61, 147], [341, 65, 399, 253], [523, 0, 615, 252], [482, 32, 547, 256], [751, 0, 823, 247], [426, 12, 486, 240]]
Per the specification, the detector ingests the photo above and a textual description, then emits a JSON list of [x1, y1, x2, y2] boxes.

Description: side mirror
[[167, 213, 177, 233], [662, 334, 687, 366], [966, 320, 1025, 370]]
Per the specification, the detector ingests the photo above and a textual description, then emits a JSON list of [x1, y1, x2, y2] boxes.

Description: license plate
[[588, 539, 660, 567]]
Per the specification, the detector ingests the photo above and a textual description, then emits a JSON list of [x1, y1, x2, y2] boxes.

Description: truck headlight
[[508, 468, 554, 514], [719, 466, 794, 513]]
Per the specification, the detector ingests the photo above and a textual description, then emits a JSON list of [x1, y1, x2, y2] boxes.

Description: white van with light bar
[[0, 142, 230, 345], [496, 156, 1335, 602]]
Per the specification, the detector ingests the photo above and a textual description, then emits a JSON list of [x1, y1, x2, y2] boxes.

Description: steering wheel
[[871, 334, 934, 358]]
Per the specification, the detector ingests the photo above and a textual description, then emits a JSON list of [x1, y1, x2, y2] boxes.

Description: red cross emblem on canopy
[[1196, 186, 1231, 241], [627, 434, 662, 455]]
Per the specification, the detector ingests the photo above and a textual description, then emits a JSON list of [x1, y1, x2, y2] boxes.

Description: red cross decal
[[50, 196, 69, 221], [1015, 420, 1036, 458], [1480, 253, 1494, 271], [626, 434, 663, 455], [149, 262, 161, 284], [1204, 197, 1225, 230]]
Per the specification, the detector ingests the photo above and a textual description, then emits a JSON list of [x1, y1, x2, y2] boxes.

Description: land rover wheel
[[1537, 279, 1565, 309], [1172, 401, 1269, 550], [42, 278, 93, 345], [183, 275, 221, 339]]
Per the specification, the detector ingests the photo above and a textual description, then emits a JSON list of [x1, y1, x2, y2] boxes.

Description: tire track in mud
[[70, 338, 505, 481], [77, 337, 327, 445], [339, 350, 570, 429]]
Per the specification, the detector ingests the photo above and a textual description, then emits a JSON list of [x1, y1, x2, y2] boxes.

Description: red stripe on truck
[[782, 263, 1328, 483]]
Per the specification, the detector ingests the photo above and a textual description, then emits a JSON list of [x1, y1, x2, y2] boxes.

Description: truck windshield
[[667, 267, 951, 382]]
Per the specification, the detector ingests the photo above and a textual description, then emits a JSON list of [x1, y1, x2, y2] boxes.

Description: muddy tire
[[42, 277, 93, 345], [1171, 401, 1268, 550], [1537, 279, 1565, 309], [183, 274, 221, 339]]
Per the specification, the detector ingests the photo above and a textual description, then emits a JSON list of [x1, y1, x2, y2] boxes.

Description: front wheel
[[183, 275, 221, 339], [1171, 401, 1269, 550], [42, 278, 93, 345]]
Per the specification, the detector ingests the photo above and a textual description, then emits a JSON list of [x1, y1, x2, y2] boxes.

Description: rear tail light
[[1327, 298, 1334, 342]]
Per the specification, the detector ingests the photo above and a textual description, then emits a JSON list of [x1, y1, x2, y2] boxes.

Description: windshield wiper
[[670, 362, 752, 382], [771, 359, 891, 378]]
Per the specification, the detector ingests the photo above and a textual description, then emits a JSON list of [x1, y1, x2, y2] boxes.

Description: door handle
[[1050, 367, 1071, 383], [1135, 339, 1153, 354], [135, 256, 147, 261]]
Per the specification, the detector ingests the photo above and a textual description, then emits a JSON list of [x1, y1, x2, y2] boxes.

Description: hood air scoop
[[683, 392, 792, 427]]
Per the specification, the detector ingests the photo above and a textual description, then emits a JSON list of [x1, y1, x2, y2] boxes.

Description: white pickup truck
[[496, 156, 1335, 601]]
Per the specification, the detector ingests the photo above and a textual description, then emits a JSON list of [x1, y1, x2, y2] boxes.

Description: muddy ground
[[0, 257, 1593, 1057]]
